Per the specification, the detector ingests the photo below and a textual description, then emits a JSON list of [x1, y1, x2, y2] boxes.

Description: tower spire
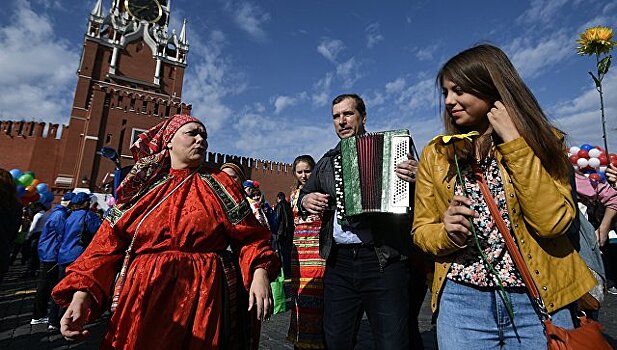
[[90, 0, 104, 18], [179, 18, 188, 45]]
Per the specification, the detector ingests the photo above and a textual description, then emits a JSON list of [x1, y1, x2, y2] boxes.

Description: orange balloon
[[26, 185, 37, 195], [31, 179, 41, 187]]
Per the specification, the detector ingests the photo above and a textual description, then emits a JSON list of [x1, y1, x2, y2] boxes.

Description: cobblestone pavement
[[2, 262, 616, 349]]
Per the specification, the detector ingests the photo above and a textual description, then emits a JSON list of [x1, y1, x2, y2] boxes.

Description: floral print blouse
[[446, 156, 524, 288]]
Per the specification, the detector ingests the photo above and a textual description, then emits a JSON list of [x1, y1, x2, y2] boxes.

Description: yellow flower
[[432, 131, 480, 145], [576, 26, 617, 56]]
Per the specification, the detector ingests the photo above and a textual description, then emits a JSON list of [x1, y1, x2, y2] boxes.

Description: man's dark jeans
[[323, 244, 410, 349]]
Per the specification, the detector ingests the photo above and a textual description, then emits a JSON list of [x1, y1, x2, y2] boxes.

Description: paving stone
[[2, 258, 617, 349]]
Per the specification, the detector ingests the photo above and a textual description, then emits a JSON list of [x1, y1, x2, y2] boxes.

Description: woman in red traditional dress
[[52, 115, 280, 349], [287, 155, 326, 349]]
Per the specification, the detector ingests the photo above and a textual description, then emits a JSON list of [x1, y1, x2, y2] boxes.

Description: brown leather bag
[[475, 168, 613, 350]]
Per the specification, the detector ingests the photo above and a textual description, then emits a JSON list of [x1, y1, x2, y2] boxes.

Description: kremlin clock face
[[125, 0, 162, 23]]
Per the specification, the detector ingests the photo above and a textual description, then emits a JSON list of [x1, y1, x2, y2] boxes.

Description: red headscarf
[[115, 114, 204, 203]]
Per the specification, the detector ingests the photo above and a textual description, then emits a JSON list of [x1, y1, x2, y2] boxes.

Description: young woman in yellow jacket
[[412, 44, 596, 349]]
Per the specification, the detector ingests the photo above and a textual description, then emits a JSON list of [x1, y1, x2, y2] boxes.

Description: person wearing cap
[[31, 192, 74, 328], [52, 115, 280, 349], [57, 192, 102, 284]]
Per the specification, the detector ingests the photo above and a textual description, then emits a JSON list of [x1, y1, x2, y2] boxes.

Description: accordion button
[[527, 254, 532, 259], [542, 286, 548, 291], [447, 185, 451, 189], [509, 193, 514, 198], [520, 238, 524, 243], [535, 270, 540, 274], [515, 224, 519, 229], [549, 303, 554, 308], [512, 208, 517, 214]]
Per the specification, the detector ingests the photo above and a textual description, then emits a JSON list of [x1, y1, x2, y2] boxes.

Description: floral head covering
[[115, 114, 204, 203]]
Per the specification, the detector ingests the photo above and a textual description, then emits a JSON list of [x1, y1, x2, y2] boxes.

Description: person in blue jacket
[[57, 192, 102, 321], [31, 192, 74, 328]]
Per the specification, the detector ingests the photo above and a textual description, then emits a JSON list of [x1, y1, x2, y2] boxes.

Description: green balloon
[[18, 173, 34, 187]]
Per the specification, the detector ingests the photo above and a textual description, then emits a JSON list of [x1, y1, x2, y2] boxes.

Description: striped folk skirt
[[287, 220, 326, 349]]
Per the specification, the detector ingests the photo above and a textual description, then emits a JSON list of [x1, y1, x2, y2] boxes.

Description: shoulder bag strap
[[473, 166, 550, 320]]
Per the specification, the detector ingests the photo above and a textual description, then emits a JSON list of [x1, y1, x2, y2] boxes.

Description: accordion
[[334, 129, 414, 219]]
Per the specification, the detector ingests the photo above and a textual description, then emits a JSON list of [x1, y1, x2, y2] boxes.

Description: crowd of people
[[1, 43, 617, 349]]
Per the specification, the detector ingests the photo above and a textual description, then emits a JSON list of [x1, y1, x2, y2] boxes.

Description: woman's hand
[[487, 101, 520, 143], [444, 195, 478, 246], [60, 291, 92, 341], [596, 226, 609, 247], [248, 268, 272, 321]]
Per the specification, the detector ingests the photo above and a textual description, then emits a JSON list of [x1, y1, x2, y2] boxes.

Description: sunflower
[[576, 26, 617, 56]]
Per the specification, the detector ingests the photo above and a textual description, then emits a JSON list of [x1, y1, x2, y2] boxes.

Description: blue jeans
[[323, 244, 410, 350], [437, 279, 574, 350]]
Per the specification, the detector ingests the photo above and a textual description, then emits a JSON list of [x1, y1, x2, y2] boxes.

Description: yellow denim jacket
[[412, 136, 596, 314]]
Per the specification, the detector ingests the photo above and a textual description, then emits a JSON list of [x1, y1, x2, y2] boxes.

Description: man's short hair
[[332, 94, 366, 116]]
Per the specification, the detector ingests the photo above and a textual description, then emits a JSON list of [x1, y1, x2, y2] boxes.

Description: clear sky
[[0, 0, 616, 163]]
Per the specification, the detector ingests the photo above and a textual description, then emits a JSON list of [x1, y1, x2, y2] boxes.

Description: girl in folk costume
[[52, 114, 280, 349], [287, 155, 326, 349], [412, 45, 596, 349]]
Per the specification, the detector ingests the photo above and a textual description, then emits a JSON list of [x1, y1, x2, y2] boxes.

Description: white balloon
[[577, 158, 589, 168], [588, 157, 601, 168], [569, 146, 581, 155], [588, 148, 601, 158]]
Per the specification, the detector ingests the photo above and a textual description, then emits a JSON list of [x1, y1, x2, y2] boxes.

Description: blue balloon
[[9, 169, 23, 180], [580, 144, 594, 151], [45, 192, 54, 202], [36, 183, 49, 194], [16, 185, 25, 199], [599, 172, 607, 183]]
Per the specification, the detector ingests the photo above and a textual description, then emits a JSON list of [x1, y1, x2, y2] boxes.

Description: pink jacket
[[574, 172, 617, 211]]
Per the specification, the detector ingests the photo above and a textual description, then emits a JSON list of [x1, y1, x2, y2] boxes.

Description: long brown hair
[[436, 44, 570, 180], [292, 155, 316, 189]]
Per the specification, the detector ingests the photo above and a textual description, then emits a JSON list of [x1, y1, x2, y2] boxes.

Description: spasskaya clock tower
[[55, 0, 192, 191]]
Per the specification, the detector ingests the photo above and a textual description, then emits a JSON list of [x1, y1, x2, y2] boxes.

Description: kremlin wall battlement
[[0, 119, 296, 200], [0, 120, 68, 189]]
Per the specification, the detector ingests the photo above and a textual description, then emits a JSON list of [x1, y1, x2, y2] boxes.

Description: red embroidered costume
[[53, 115, 279, 349]]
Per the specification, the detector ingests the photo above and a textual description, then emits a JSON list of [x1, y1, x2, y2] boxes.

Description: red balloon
[[599, 155, 608, 165], [577, 150, 589, 159], [589, 173, 601, 182], [569, 154, 579, 165], [610, 154, 617, 166], [31, 193, 40, 203]]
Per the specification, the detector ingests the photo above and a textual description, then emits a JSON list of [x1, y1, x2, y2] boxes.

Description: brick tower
[[55, 0, 192, 190]]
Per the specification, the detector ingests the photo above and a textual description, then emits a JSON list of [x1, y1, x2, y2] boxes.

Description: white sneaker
[[30, 317, 48, 325], [608, 286, 617, 295]]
